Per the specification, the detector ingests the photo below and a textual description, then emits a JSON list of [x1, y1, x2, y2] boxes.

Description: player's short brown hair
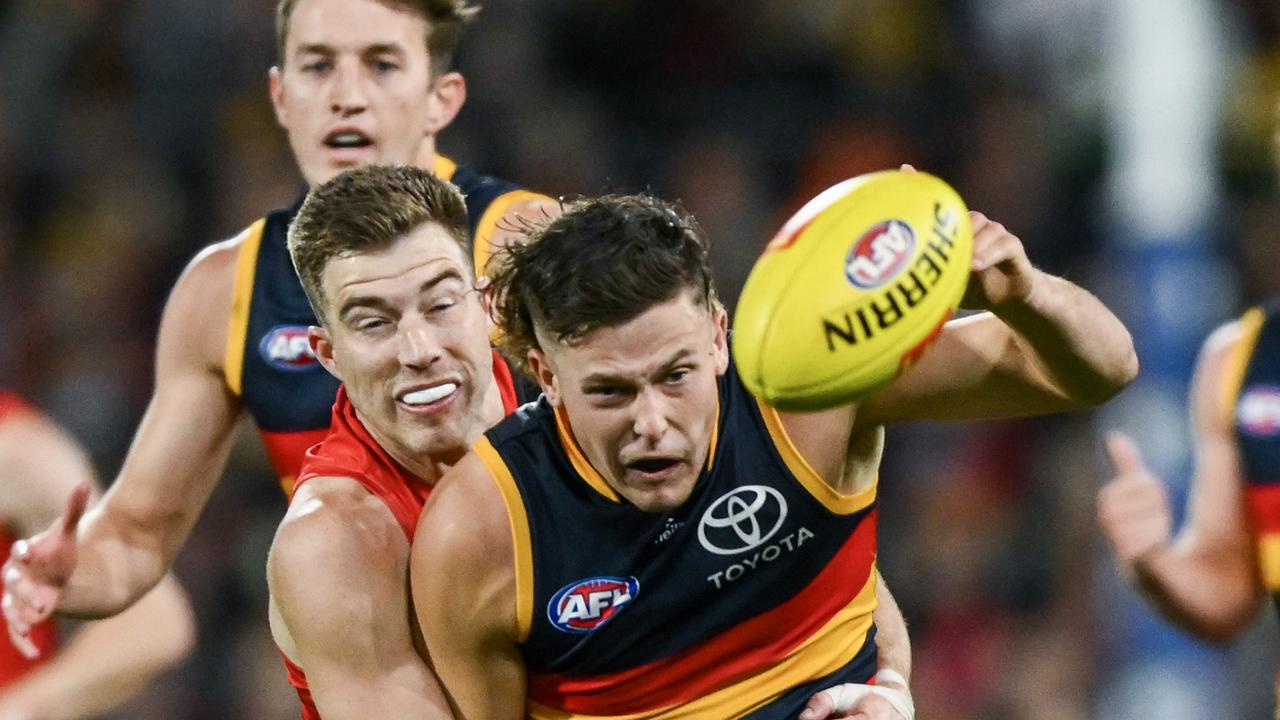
[[490, 194, 717, 374], [288, 164, 471, 324], [276, 0, 478, 79]]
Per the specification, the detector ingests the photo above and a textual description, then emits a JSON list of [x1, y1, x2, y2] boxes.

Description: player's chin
[[622, 468, 697, 511]]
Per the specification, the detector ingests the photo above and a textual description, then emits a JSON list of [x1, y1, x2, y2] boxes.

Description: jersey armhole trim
[[474, 190, 554, 275], [224, 218, 267, 397], [432, 154, 458, 182], [756, 400, 876, 515], [475, 436, 535, 642], [1219, 307, 1267, 429]]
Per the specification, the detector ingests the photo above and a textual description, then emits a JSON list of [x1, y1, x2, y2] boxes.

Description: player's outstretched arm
[[0, 409, 195, 718], [412, 451, 526, 720], [5, 239, 245, 624], [1098, 321, 1263, 642], [857, 212, 1139, 427], [268, 477, 452, 720]]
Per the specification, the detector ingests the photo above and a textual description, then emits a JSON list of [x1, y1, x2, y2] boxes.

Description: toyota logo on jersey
[[259, 325, 320, 371], [697, 485, 788, 555], [547, 576, 639, 634]]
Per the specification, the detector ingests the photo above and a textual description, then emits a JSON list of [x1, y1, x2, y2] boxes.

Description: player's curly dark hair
[[276, 0, 479, 79], [489, 194, 718, 375]]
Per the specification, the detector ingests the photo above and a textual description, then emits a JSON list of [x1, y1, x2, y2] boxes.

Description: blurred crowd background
[[1, 0, 1279, 717]]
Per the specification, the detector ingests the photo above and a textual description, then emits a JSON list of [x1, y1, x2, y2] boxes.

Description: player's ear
[[424, 70, 465, 134], [527, 349, 559, 405], [268, 66, 288, 128], [310, 326, 341, 381], [711, 304, 729, 375]]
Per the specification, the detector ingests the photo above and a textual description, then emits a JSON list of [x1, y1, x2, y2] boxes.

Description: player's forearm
[[1129, 543, 1262, 643], [997, 272, 1139, 406], [871, 570, 911, 686], [3, 576, 194, 719]]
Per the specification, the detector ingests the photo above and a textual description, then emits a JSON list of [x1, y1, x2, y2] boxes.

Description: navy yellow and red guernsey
[[476, 358, 881, 720], [1229, 298, 1280, 611], [223, 155, 547, 495]]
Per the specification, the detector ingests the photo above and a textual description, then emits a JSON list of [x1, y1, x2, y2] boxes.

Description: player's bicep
[[270, 505, 447, 719], [105, 245, 243, 537], [413, 454, 526, 719]]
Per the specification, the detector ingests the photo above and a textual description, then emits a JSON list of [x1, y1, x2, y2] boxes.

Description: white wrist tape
[[817, 671, 914, 720]]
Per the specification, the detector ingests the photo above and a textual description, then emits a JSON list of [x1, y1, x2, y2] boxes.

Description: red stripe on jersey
[[260, 427, 330, 495], [1246, 484, 1280, 534], [527, 510, 878, 715]]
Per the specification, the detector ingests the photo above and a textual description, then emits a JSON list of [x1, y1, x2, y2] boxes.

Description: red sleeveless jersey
[[278, 352, 524, 719], [0, 392, 59, 689]]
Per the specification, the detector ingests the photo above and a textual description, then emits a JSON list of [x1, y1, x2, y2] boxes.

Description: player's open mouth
[[625, 457, 681, 480], [324, 130, 373, 149], [398, 383, 458, 409]]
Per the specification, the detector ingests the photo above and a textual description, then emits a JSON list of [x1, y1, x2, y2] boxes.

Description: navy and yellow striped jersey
[[1227, 298, 1280, 604], [222, 156, 546, 495], [475, 357, 880, 719]]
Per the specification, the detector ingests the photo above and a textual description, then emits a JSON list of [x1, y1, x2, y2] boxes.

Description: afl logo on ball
[[547, 576, 639, 633], [698, 485, 788, 556], [259, 325, 319, 371], [1238, 385, 1280, 437], [846, 220, 915, 290]]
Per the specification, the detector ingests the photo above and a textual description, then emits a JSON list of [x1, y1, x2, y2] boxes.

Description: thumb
[[58, 483, 91, 540], [1105, 431, 1147, 476], [800, 691, 834, 720], [898, 163, 917, 174]]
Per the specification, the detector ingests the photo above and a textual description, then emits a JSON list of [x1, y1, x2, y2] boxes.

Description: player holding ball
[[408, 170, 1137, 720]]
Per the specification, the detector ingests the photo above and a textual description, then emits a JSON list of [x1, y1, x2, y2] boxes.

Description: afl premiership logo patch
[[547, 576, 639, 634], [697, 485, 788, 556], [846, 219, 915, 290], [259, 325, 319, 371], [1238, 385, 1280, 437]]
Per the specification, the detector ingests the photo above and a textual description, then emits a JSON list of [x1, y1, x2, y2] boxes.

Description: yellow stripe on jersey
[[705, 394, 720, 472], [475, 436, 535, 641], [432, 154, 458, 182], [554, 405, 622, 503], [756, 401, 876, 515], [1257, 533, 1280, 592], [527, 569, 878, 720], [223, 219, 267, 397], [1220, 307, 1266, 428], [474, 189, 553, 275]]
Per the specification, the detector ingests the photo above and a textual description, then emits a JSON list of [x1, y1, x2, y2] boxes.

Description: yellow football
[[733, 170, 973, 411]]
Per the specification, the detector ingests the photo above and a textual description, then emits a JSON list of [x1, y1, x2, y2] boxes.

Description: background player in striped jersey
[[1097, 299, 1280, 698], [410, 193, 1137, 719], [0, 391, 193, 719], [2, 0, 554, 653]]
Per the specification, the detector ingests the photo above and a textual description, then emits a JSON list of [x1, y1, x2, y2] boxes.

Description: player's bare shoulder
[[156, 226, 261, 373], [272, 476, 407, 574]]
